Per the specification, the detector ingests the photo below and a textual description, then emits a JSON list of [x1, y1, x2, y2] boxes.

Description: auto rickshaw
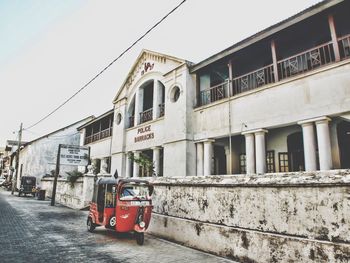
[[18, 176, 36, 197], [87, 177, 154, 245]]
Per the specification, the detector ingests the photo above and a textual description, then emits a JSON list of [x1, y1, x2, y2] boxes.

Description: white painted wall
[[18, 120, 91, 187]]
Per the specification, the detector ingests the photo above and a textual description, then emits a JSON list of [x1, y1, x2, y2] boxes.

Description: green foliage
[[66, 170, 83, 188], [128, 153, 155, 177]]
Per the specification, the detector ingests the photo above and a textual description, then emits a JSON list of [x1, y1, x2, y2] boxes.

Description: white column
[[133, 151, 140, 177], [196, 142, 204, 176], [299, 121, 317, 171], [225, 147, 232, 175], [243, 132, 255, 174], [255, 129, 268, 174], [203, 140, 214, 176], [135, 89, 143, 126], [125, 152, 132, 178], [152, 80, 161, 120], [99, 158, 108, 174], [316, 117, 333, 170], [152, 147, 161, 176]]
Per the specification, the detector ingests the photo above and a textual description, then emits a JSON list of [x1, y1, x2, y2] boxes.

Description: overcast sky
[[0, 0, 321, 145]]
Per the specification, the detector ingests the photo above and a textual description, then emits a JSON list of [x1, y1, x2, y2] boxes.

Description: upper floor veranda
[[191, 0, 350, 107]]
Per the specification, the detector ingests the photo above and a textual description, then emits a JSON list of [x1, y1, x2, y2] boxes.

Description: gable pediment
[[113, 50, 186, 103]]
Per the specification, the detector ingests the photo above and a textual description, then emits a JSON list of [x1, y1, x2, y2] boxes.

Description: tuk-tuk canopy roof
[[96, 177, 151, 186]]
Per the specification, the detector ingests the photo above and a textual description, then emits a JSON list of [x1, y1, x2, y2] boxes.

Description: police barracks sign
[[59, 145, 89, 166], [134, 125, 154, 143]]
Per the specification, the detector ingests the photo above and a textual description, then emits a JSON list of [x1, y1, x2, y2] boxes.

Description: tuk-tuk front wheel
[[87, 217, 95, 232], [136, 232, 144, 245]]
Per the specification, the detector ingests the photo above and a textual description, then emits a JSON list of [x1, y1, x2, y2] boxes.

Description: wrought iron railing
[[84, 127, 112, 144], [159, 103, 165, 117], [140, 108, 153, 124], [232, 64, 275, 95], [277, 42, 335, 80], [129, 116, 135, 128], [338, 34, 350, 60], [200, 81, 228, 106]]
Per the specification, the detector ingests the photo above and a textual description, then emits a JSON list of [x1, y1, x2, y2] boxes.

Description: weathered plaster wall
[[41, 174, 95, 209], [148, 170, 350, 262]]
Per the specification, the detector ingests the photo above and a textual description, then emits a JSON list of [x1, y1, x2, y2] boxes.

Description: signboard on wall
[[59, 144, 90, 166]]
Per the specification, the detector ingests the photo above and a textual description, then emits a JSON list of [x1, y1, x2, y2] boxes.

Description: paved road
[[0, 189, 236, 263]]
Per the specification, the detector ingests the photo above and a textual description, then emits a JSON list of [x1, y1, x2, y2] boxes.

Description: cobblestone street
[[0, 189, 236, 263]]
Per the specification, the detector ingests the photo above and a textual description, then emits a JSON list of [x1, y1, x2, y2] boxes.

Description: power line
[[25, 0, 187, 131]]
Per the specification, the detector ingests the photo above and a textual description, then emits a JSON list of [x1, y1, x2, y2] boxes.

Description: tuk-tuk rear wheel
[[87, 217, 95, 232], [136, 232, 144, 245]]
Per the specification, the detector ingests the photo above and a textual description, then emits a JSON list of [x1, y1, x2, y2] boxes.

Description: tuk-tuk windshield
[[120, 184, 151, 201]]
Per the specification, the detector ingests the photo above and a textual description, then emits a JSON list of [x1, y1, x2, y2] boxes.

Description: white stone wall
[[147, 170, 350, 262], [41, 174, 96, 209]]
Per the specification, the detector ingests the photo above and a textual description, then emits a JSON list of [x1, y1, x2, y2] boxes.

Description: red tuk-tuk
[[87, 177, 154, 245]]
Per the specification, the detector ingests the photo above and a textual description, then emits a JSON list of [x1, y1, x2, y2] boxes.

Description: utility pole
[[12, 123, 23, 195], [51, 144, 61, 206]]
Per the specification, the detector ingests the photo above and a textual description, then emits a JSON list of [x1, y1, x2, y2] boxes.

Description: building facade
[[78, 109, 114, 174], [17, 116, 93, 188], [84, 0, 350, 178]]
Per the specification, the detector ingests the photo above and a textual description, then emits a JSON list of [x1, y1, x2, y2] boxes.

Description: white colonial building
[[17, 116, 93, 187], [81, 0, 350, 178]]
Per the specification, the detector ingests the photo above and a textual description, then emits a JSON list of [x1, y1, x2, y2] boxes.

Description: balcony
[[140, 108, 153, 124], [198, 39, 349, 106], [338, 34, 350, 60], [84, 127, 113, 144], [159, 103, 165, 117], [200, 81, 229, 106], [129, 116, 135, 128], [277, 42, 334, 80], [232, 64, 274, 95]]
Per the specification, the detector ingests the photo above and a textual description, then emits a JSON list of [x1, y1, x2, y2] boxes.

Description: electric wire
[[24, 0, 187, 131]]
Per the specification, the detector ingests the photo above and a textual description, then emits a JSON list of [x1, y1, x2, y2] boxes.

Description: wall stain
[[195, 223, 203, 236], [309, 248, 315, 260], [316, 227, 329, 241], [332, 202, 338, 211], [241, 232, 249, 249]]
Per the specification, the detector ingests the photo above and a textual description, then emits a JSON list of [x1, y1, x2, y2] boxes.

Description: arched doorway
[[287, 132, 305, 172], [337, 121, 350, 168]]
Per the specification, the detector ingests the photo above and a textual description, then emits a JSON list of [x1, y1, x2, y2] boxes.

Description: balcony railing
[[232, 64, 274, 95], [100, 127, 112, 139], [159, 103, 165, 117], [198, 39, 349, 106], [129, 116, 135, 128], [277, 42, 334, 80], [140, 108, 153, 124], [84, 127, 113, 144], [338, 34, 350, 60], [200, 81, 229, 106]]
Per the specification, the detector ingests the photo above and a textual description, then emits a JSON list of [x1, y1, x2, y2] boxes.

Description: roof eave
[[190, 0, 343, 73]]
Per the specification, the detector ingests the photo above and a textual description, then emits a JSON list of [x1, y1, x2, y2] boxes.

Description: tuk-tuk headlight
[[139, 221, 145, 228]]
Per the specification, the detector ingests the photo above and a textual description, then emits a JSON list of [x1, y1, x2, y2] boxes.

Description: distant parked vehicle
[[18, 176, 36, 197]]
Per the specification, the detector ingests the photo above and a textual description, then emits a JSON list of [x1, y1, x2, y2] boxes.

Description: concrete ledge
[[149, 213, 350, 263], [148, 169, 350, 187]]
